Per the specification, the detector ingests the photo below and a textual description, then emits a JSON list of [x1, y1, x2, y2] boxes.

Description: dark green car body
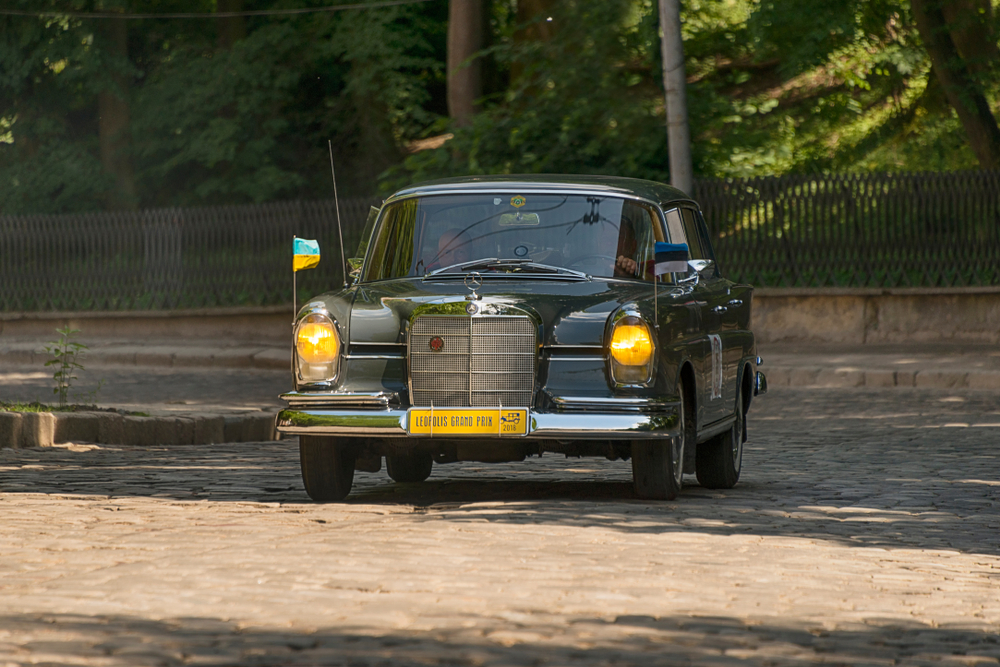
[[277, 175, 766, 501]]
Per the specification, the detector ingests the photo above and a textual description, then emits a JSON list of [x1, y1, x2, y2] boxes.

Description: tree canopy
[[1, 0, 997, 214]]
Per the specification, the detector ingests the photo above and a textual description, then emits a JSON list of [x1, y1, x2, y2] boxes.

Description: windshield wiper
[[424, 258, 589, 281], [425, 258, 502, 277]]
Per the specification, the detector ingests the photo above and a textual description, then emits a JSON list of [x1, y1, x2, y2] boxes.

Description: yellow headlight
[[610, 321, 654, 366], [296, 319, 339, 363]]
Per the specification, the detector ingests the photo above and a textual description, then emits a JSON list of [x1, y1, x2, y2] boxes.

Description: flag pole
[[292, 235, 298, 328], [328, 140, 347, 288], [654, 273, 659, 329]]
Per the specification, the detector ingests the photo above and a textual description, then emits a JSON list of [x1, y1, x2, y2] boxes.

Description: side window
[[679, 208, 707, 259], [694, 209, 719, 269], [365, 200, 416, 282], [663, 208, 686, 246]]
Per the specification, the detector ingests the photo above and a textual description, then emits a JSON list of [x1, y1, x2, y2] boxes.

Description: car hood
[[346, 277, 658, 347]]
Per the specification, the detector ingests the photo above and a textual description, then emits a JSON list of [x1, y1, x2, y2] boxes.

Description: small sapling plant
[[43, 327, 88, 407]]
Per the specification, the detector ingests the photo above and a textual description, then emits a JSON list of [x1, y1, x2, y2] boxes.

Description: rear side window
[[679, 208, 707, 259], [679, 208, 721, 278], [664, 208, 685, 245], [694, 209, 719, 268]]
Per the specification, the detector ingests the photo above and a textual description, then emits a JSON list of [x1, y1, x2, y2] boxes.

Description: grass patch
[[0, 401, 141, 415]]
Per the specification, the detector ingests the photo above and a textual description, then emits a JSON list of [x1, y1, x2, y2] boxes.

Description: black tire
[[631, 380, 687, 500], [696, 389, 744, 489], [386, 450, 433, 483], [299, 436, 356, 502]]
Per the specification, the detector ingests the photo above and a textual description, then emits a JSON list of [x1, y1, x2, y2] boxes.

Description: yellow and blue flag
[[293, 238, 321, 272]]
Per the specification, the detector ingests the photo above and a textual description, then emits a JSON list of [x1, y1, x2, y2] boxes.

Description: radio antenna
[[328, 140, 348, 287]]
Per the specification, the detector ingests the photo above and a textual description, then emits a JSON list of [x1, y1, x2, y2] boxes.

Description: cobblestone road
[[2, 387, 999, 666]]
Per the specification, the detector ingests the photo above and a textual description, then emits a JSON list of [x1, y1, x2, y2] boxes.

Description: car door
[[685, 209, 750, 419], [678, 207, 733, 425], [662, 206, 726, 428]]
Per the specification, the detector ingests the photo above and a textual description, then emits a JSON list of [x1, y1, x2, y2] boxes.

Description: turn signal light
[[610, 321, 654, 366]]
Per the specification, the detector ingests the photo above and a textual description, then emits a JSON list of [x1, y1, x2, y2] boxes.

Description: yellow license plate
[[408, 408, 528, 436]]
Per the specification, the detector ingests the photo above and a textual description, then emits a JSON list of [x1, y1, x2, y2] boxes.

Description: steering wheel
[[567, 254, 617, 269]]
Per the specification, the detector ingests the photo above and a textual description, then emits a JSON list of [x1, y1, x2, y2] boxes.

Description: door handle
[[728, 299, 743, 307], [712, 305, 727, 314]]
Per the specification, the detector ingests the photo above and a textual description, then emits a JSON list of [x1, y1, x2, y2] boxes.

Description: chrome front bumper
[[276, 405, 680, 440]]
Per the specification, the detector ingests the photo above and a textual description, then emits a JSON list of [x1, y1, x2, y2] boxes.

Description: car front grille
[[409, 315, 536, 407]]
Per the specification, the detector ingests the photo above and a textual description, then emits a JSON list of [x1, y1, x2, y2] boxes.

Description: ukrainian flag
[[293, 238, 321, 272]]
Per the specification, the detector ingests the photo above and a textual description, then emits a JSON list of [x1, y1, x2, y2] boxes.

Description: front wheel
[[299, 436, 356, 502], [631, 380, 687, 500], [696, 390, 743, 489]]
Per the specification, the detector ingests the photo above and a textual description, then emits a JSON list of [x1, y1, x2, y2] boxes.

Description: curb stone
[[0, 410, 279, 449], [766, 366, 1000, 390]]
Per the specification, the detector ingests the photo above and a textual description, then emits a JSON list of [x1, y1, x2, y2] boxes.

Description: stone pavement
[[1, 386, 999, 665]]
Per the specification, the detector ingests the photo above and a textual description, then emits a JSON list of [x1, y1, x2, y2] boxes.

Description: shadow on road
[[2, 611, 997, 666], [2, 437, 999, 557]]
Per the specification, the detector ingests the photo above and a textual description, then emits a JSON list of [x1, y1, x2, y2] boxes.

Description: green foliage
[[395, 0, 990, 187], [0, 0, 997, 214], [390, 0, 669, 189], [0, 0, 446, 212], [43, 326, 87, 407]]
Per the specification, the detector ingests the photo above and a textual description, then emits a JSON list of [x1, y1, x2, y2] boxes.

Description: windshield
[[364, 193, 666, 282]]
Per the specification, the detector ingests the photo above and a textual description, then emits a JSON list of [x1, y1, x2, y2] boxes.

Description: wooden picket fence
[[2, 170, 999, 312]]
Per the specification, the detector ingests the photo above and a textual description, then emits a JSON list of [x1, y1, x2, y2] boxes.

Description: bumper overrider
[[276, 392, 680, 440]]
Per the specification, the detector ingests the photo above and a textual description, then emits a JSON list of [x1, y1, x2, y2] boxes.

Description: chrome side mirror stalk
[[346, 257, 363, 285], [689, 259, 714, 276]]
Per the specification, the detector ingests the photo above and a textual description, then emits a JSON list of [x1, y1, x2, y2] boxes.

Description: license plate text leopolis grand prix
[[408, 409, 529, 436]]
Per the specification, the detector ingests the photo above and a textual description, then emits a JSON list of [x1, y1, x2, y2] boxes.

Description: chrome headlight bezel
[[607, 311, 656, 388], [294, 309, 342, 387]]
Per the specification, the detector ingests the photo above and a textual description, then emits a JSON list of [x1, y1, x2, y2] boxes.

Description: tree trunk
[[511, 0, 556, 84], [217, 0, 246, 50], [941, 0, 998, 78], [447, 0, 484, 127], [912, 0, 1000, 169], [97, 16, 137, 210], [658, 0, 692, 195]]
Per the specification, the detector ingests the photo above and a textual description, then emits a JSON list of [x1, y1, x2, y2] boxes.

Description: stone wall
[[3, 287, 998, 345], [753, 287, 1000, 344]]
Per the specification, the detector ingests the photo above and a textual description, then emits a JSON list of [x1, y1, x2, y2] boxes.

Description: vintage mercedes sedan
[[276, 175, 766, 501]]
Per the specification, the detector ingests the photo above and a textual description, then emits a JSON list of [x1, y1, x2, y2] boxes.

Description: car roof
[[386, 174, 693, 207]]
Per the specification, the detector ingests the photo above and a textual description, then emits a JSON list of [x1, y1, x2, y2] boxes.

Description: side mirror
[[347, 257, 363, 285], [688, 259, 714, 276]]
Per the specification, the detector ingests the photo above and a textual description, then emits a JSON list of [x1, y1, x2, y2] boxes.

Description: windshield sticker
[[493, 198, 502, 205], [510, 195, 526, 208]]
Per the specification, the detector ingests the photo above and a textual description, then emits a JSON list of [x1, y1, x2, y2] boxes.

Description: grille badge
[[465, 302, 478, 315], [429, 336, 445, 352]]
